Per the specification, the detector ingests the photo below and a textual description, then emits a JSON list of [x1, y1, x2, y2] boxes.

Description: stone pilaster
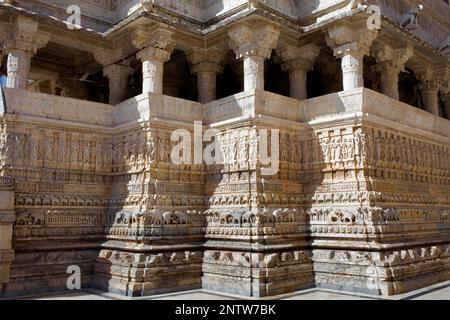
[[372, 43, 413, 100], [5, 16, 49, 89], [0, 176, 15, 294], [133, 26, 175, 95], [277, 43, 320, 100], [186, 48, 225, 103], [228, 22, 280, 91], [103, 64, 133, 105], [326, 21, 378, 91]]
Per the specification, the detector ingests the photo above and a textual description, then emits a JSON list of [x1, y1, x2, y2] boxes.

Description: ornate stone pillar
[[132, 26, 175, 95], [420, 82, 439, 115], [5, 17, 50, 90], [187, 48, 225, 103], [442, 94, 450, 119], [438, 68, 450, 119], [372, 43, 413, 100], [228, 22, 280, 91], [416, 67, 439, 115], [94, 48, 130, 104], [277, 43, 320, 100], [6, 50, 31, 89], [326, 21, 378, 91], [103, 64, 132, 105]]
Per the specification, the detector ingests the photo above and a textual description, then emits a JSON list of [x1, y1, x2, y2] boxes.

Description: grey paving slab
[[18, 280, 450, 300]]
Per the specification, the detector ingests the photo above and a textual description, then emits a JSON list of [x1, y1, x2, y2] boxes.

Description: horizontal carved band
[[0, 250, 14, 262], [0, 176, 14, 189], [0, 211, 15, 223]]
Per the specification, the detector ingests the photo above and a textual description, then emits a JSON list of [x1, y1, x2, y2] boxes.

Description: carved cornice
[[228, 22, 280, 60]]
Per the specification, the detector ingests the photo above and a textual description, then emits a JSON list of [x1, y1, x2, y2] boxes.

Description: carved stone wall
[[0, 86, 449, 298], [93, 123, 207, 296], [0, 113, 111, 297]]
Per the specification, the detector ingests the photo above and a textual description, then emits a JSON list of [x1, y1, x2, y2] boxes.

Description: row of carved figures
[[1, 127, 449, 174]]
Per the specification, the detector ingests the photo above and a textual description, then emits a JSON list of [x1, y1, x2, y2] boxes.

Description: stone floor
[[21, 280, 450, 300]]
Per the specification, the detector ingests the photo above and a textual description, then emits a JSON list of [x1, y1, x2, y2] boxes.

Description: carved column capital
[[228, 21, 280, 91], [326, 21, 378, 91], [415, 65, 438, 90], [186, 47, 226, 66], [276, 43, 320, 100], [228, 22, 280, 59], [6, 16, 50, 54], [326, 21, 378, 57], [136, 46, 173, 63], [4, 16, 50, 89], [277, 43, 320, 72], [103, 64, 133, 79], [133, 26, 175, 95], [94, 48, 124, 66], [414, 64, 439, 115], [132, 25, 176, 52], [186, 47, 226, 74], [186, 47, 226, 103], [372, 43, 413, 100], [103, 64, 132, 105], [372, 43, 413, 72]]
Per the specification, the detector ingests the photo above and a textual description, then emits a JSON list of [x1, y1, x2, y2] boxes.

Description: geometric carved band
[[0, 211, 16, 223], [0, 250, 14, 262], [0, 176, 14, 190]]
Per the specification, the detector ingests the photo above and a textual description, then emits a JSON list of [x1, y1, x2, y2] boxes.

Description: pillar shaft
[[290, 68, 308, 100], [341, 50, 364, 91], [421, 86, 439, 115], [137, 47, 171, 95], [6, 49, 31, 89], [379, 63, 400, 100], [143, 59, 163, 94], [190, 61, 223, 104], [442, 94, 450, 120], [197, 72, 217, 103], [243, 55, 265, 91], [104, 64, 132, 105]]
